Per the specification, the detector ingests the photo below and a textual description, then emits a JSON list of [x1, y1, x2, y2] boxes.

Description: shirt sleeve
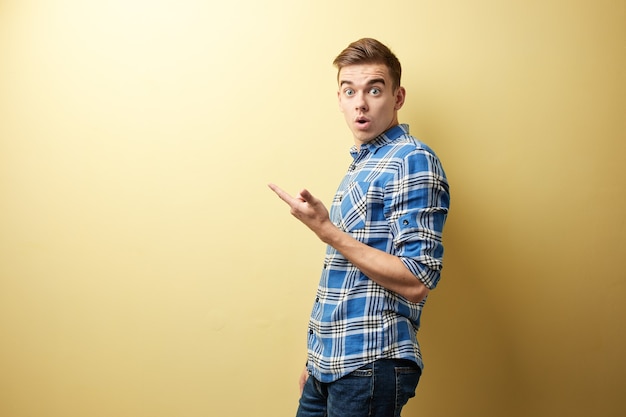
[[386, 148, 450, 289]]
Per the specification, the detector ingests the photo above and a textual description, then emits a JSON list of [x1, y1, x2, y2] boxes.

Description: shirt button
[[309, 329, 314, 335], [316, 297, 320, 302], [403, 220, 409, 225]]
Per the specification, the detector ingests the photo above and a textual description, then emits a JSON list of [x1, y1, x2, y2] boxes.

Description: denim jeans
[[295, 359, 421, 417]]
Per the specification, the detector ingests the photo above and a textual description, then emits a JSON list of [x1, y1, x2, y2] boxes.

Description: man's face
[[337, 63, 405, 147]]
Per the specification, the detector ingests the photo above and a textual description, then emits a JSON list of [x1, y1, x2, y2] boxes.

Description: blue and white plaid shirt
[[306, 124, 450, 383]]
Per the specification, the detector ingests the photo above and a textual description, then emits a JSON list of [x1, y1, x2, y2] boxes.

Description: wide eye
[[369, 87, 381, 95], [344, 88, 355, 97]]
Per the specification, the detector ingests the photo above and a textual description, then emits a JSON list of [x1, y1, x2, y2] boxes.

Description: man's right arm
[[299, 366, 309, 395]]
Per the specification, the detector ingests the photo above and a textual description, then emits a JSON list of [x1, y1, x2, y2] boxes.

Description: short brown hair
[[333, 38, 402, 89]]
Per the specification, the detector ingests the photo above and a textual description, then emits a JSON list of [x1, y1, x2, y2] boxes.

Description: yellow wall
[[1, 1, 624, 416]]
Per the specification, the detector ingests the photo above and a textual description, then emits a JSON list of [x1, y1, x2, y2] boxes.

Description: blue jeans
[[296, 359, 421, 417]]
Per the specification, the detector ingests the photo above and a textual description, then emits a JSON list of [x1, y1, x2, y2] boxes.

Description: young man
[[269, 38, 450, 417]]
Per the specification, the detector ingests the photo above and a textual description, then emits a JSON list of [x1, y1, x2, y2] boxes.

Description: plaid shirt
[[306, 124, 450, 383]]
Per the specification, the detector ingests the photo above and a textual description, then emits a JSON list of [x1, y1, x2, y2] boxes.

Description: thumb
[[299, 188, 315, 202]]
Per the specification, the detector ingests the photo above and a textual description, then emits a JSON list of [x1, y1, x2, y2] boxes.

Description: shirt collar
[[350, 124, 410, 158]]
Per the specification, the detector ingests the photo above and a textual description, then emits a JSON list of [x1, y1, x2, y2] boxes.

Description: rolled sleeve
[[388, 150, 450, 289]]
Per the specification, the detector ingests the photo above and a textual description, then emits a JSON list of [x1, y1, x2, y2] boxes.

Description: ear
[[394, 86, 406, 110]]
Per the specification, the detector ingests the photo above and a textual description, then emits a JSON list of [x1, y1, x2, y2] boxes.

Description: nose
[[355, 93, 368, 112]]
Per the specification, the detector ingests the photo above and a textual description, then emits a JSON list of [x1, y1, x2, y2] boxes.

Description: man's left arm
[[268, 184, 432, 303]]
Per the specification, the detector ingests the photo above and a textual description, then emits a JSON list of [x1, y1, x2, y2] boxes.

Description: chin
[[359, 131, 379, 142]]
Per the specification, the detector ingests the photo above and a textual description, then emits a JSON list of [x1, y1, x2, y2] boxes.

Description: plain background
[[1, 0, 624, 416]]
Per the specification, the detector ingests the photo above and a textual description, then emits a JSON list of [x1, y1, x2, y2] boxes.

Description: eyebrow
[[340, 78, 387, 87]]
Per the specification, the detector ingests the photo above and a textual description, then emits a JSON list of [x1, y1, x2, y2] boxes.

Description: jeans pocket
[[395, 365, 421, 410]]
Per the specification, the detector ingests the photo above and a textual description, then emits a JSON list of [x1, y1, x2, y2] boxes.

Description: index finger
[[268, 183, 296, 205]]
